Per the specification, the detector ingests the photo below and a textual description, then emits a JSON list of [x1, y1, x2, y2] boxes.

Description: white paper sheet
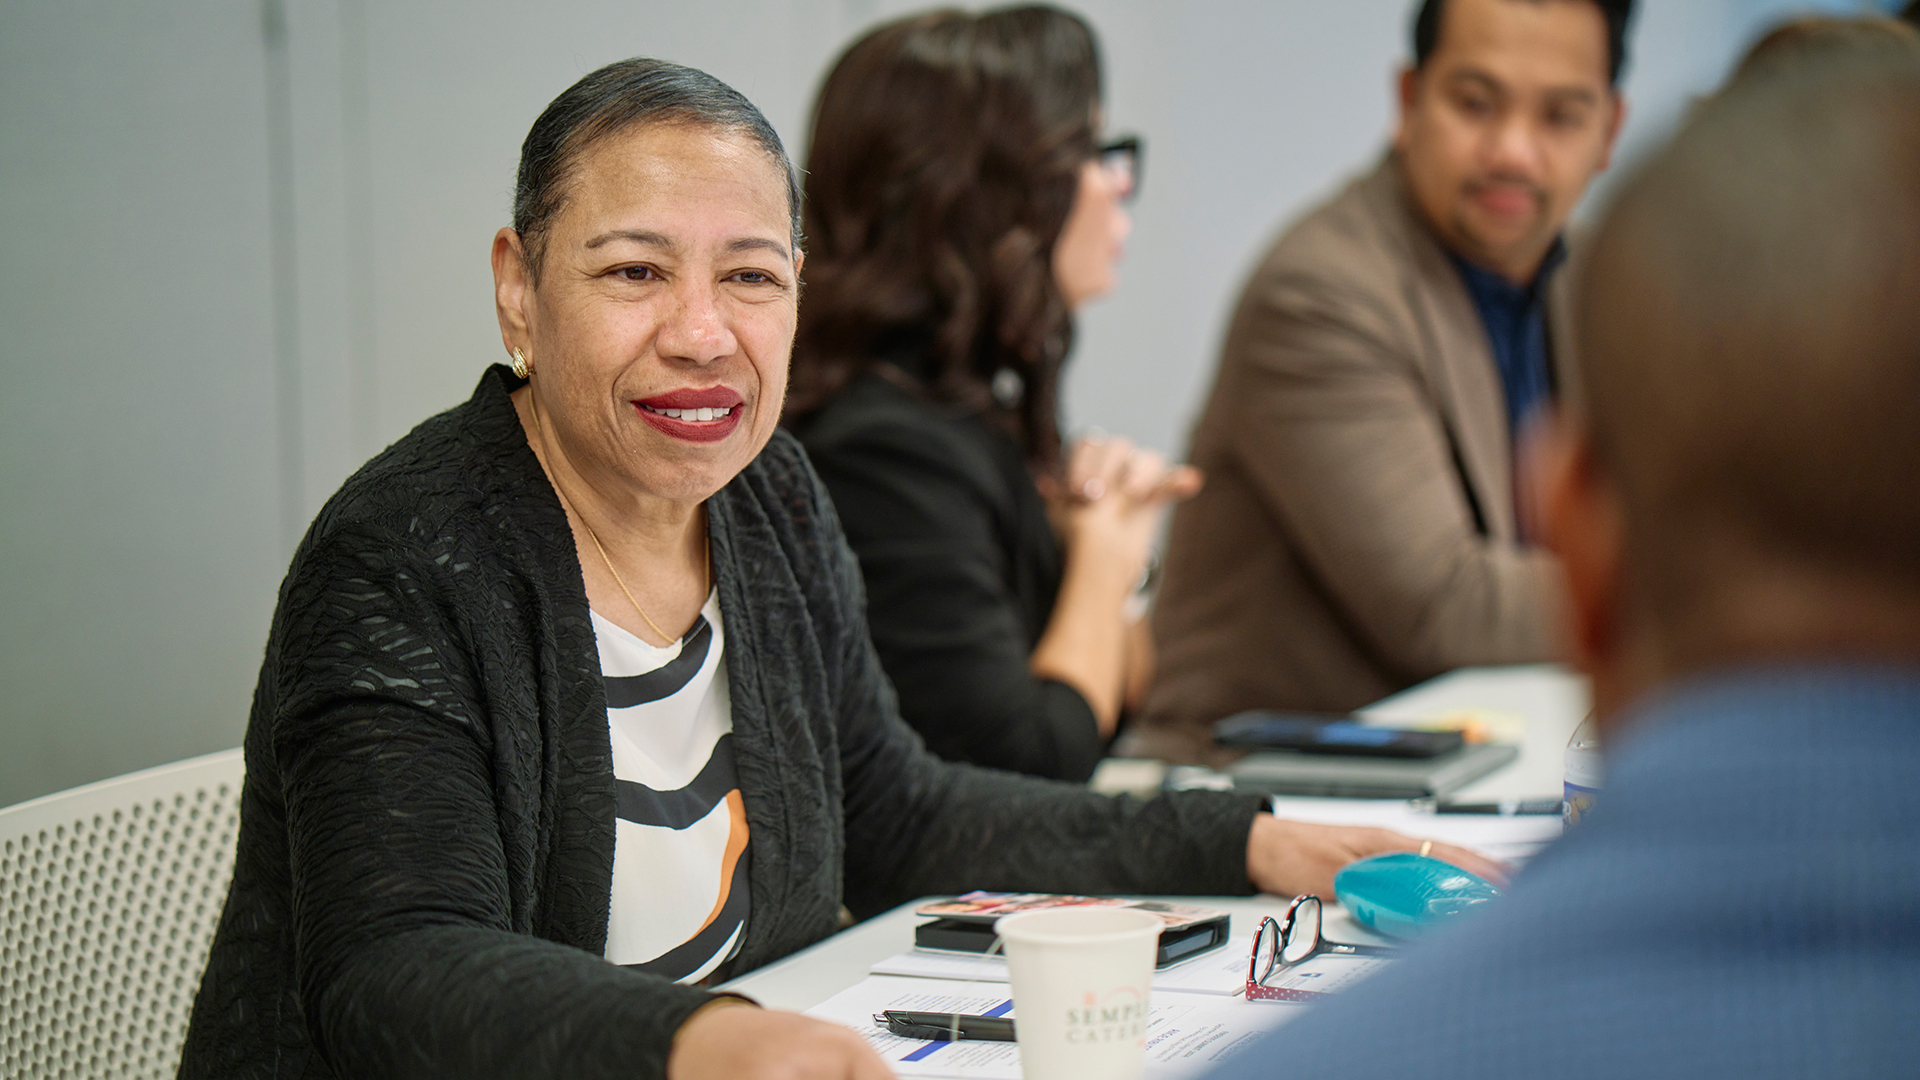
[[1257, 954, 1393, 997], [870, 933, 1254, 996], [805, 975, 1294, 1079], [1266, 795, 1563, 864]]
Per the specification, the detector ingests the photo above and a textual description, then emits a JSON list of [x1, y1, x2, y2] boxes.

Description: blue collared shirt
[[1450, 241, 1567, 447]]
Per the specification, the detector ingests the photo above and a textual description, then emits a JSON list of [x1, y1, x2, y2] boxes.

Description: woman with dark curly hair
[[787, 5, 1194, 781]]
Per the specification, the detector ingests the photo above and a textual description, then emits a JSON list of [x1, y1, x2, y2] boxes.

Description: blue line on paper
[[902, 1042, 946, 1062], [985, 999, 1015, 1018]]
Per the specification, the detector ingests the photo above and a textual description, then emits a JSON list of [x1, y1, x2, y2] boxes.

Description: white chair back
[[0, 749, 244, 1080]]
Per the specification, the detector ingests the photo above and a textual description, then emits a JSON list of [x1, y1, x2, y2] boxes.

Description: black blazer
[[181, 366, 1262, 1080], [794, 369, 1106, 780]]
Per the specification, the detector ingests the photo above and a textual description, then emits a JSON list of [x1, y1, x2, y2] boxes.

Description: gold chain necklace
[[526, 392, 708, 644]]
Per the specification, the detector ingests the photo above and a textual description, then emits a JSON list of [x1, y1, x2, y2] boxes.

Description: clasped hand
[[1043, 433, 1204, 581]]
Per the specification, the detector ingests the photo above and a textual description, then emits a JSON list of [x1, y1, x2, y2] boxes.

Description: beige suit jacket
[[1133, 155, 1568, 763]]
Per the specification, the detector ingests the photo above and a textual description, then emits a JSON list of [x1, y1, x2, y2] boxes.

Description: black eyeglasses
[[1245, 895, 1399, 1002], [1097, 135, 1143, 203]]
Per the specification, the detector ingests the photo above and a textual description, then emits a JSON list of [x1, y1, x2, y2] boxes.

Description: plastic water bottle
[[1563, 712, 1602, 825]]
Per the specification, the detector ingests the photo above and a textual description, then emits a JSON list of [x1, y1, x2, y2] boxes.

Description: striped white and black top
[[594, 592, 750, 983]]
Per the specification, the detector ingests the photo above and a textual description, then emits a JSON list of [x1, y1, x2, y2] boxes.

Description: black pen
[[1435, 796, 1563, 815], [874, 1010, 1018, 1042]]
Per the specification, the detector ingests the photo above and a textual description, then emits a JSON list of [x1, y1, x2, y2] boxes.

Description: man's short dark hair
[[1575, 52, 1920, 621], [1729, 15, 1920, 90], [1413, 0, 1635, 85]]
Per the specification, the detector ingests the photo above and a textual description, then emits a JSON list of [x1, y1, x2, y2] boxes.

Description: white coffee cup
[[995, 906, 1162, 1080]]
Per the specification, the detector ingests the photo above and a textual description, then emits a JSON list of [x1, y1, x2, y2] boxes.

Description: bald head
[[1730, 16, 1920, 90], [1572, 54, 1920, 666]]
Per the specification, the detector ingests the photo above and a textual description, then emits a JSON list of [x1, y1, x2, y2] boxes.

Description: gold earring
[[510, 347, 532, 380]]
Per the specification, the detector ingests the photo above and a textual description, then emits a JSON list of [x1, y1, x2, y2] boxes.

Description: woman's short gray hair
[[512, 57, 803, 281]]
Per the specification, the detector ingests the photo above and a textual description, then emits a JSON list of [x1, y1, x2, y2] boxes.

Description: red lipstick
[[634, 387, 745, 443]]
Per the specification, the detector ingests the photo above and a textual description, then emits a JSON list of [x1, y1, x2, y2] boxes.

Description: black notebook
[[911, 893, 1231, 968], [1219, 742, 1519, 799]]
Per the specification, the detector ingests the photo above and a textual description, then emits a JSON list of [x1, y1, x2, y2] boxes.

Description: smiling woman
[[492, 117, 801, 640], [174, 55, 1498, 1080]]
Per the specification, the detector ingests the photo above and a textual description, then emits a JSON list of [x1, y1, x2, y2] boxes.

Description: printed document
[[805, 975, 1302, 1079]]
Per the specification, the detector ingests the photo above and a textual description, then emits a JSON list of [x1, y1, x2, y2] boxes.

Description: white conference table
[[720, 893, 1304, 1012], [720, 663, 1589, 1011], [1355, 661, 1589, 800]]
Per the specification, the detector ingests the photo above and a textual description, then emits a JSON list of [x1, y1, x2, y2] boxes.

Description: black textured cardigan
[[180, 366, 1264, 1080]]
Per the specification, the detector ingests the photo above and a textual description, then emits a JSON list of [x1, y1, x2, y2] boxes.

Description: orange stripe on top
[[691, 789, 750, 934]]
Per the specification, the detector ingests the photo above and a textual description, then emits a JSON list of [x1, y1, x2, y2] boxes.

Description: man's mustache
[[1464, 175, 1548, 205]]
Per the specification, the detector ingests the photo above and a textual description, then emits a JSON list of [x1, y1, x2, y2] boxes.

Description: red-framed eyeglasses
[[1245, 895, 1400, 1002]]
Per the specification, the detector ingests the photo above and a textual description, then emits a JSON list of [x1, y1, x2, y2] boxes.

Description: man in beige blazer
[[1135, 0, 1631, 762]]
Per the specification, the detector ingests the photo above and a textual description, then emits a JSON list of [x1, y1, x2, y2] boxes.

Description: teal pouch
[[1333, 853, 1501, 939]]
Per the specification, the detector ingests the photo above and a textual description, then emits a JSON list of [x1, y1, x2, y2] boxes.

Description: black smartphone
[[1213, 711, 1464, 759]]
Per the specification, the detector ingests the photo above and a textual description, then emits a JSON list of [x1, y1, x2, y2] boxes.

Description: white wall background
[[0, 0, 1883, 806]]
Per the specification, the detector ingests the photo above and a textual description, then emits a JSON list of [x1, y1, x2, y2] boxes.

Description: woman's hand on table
[[670, 1003, 894, 1080], [1244, 813, 1511, 900]]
